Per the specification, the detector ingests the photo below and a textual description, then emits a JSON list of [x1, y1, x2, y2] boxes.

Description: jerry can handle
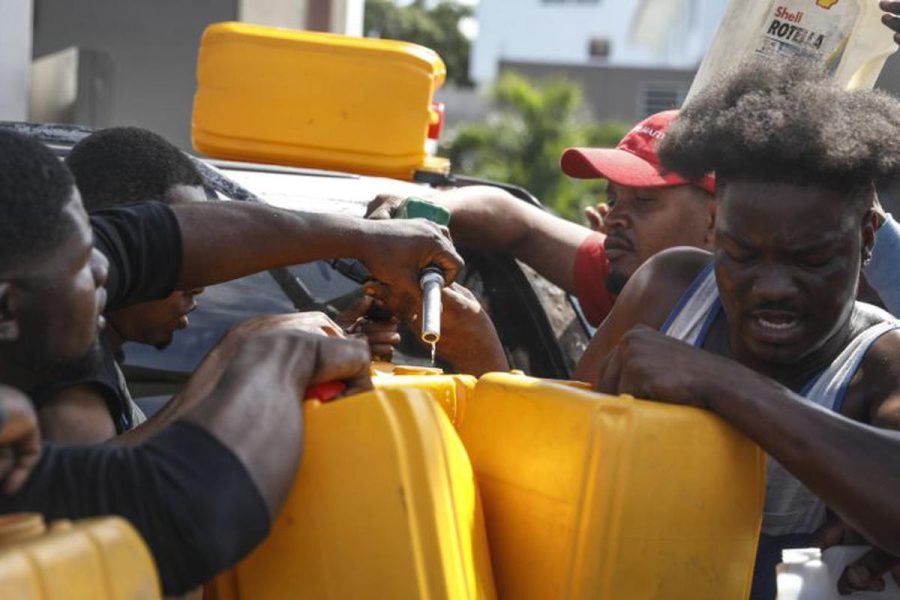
[[304, 382, 347, 402]]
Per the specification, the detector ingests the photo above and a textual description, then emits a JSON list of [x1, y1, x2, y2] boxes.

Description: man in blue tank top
[[574, 60, 900, 598]]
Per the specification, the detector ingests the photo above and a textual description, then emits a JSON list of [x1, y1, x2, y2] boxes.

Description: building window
[[588, 38, 611, 59], [637, 82, 688, 118]]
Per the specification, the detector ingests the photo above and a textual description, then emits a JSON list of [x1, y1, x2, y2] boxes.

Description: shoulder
[[613, 247, 713, 330], [851, 311, 900, 428]]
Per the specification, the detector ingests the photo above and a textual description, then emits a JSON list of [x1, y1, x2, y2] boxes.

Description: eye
[[606, 198, 617, 209], [798, 252, 832, 269], [722, 245, 755, 264]]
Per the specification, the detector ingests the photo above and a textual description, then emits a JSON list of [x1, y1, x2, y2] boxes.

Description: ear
[[0, 283, 20, 342], [703, 199, 717, 249], [861, 209, 877, 267]]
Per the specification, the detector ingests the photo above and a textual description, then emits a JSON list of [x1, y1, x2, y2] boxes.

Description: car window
[[122, 164, 588, 400]]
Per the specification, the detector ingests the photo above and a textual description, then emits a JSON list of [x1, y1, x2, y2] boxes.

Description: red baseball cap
[[560, 110, 715, 195]]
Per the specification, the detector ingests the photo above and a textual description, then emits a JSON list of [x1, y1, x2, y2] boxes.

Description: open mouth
[[748, 310, 803, 343]]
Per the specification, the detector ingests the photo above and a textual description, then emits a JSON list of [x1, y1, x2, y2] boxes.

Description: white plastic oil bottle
[[686, 0, 898, 103]]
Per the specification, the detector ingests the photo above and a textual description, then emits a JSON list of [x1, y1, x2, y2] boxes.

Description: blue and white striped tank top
[[661, 263, 900, 536]]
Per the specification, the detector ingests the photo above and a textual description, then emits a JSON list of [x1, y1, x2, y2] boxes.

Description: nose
[[604, 198, 631, 231], [91, 248, 109, 290], [751, 263, 799, 305]]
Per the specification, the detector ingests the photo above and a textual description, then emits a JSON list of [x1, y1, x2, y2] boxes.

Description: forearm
[[433, 187, 590, 292], [705, 372, 900, 554], [432, 187, 536, 253], [173, 203, 374, 290], [112, 340, 235, 446]]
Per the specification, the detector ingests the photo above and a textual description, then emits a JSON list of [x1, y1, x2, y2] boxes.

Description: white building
[[471, 0, 729, 84]]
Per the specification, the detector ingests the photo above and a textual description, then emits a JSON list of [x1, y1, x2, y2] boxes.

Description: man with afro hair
[[574, 60, 900, 598]]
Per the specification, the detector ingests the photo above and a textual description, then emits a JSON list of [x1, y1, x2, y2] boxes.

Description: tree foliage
[[364, 0, 474, 87], [441, 72, 630, 220]]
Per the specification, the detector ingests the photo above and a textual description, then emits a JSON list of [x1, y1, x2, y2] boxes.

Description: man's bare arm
[[573, 247, 711, 383], [369, 186, 594, 294], [180, 330, 372, 514], [171, 202, 463, 292], [114, 313, 368, 447], [38, 386, 116, 444], [596, 327, 900, 557]]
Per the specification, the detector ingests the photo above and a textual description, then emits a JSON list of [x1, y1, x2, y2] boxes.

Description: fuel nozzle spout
[[419, 266, 444, 363]]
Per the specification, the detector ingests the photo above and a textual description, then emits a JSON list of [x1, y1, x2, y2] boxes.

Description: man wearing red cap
[[368, 110, 717, 328]]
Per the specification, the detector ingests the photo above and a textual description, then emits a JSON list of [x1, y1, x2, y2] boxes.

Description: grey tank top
[[661, 263, 900, 536]]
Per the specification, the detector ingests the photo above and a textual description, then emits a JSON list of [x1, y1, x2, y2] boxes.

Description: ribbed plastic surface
[[192, 22, 450, 180], [207, 387, 495, 600], [0, 515, 161, 599], [460, 372, 766, 600]]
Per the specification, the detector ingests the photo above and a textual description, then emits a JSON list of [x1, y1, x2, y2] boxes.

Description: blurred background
[[4, 0, 900, 220]]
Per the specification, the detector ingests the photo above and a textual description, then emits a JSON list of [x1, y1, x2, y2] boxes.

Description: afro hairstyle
[[66, 126, 203, 211], [0, 130, 77, 275], [659, 60, 900, 203]]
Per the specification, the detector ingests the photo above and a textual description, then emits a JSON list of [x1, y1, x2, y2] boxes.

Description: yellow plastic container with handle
[[206, 387, 495, 600], [192, 22, 450, 180], [0, 514, 161, 599], [460, 372, 766, 600]]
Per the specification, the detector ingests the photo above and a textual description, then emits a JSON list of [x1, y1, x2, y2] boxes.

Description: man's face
[[714, 179, 869, 368], [602, 183, 715, 293], [105, 183, 205, 349], [13, 192, 109, 379], [107, 289, 200, 349]]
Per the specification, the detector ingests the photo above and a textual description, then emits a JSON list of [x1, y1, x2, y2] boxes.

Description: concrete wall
[[500, 60, 696, 124], [0, 0, 33, 120], [33, 0, 237, 150]]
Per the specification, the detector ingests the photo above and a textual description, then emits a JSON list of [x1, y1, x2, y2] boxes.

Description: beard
[[605, 269, 630, 295], [18, 325, 104, 385]]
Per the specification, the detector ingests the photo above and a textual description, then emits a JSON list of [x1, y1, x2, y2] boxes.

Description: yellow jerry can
[[372, 362, 476, 428], [192, 22, 450, 180], [207, 387, 496, 600], [0, 514, 161, 599], [460, 372, 766, 600]]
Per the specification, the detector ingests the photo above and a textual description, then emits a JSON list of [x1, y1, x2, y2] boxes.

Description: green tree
[[441, 72, 629, 221], [364, 0, 474, 87]]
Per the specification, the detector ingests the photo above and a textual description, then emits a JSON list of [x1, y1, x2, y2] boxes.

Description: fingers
[[0, 390, 40, 495], [882, 0, 900, 18], [837, 547, 899, 594], [595, 345, 624, 394], [365, 194, 404, 220], [355, 320, 401, 361], [882, 4, 900, 44], [3, 435, 40, 495], [811, 518, 859, 549], [336, 295, 375, 330], [584, 206, 603, 232], [429, 231, 464, 285], [310, 336, 373, 394]]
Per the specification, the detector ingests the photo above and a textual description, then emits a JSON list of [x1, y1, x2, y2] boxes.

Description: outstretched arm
[[172, 202, 463, 291], [0, 329, 372, 595], [368, 186, 594, 294]]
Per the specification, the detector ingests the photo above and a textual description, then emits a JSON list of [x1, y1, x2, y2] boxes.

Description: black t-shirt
[[30, 202, 183, 427], [30, 335, 135, 432], [91, 202, 183, 311], [0, 421, 270, 595]]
